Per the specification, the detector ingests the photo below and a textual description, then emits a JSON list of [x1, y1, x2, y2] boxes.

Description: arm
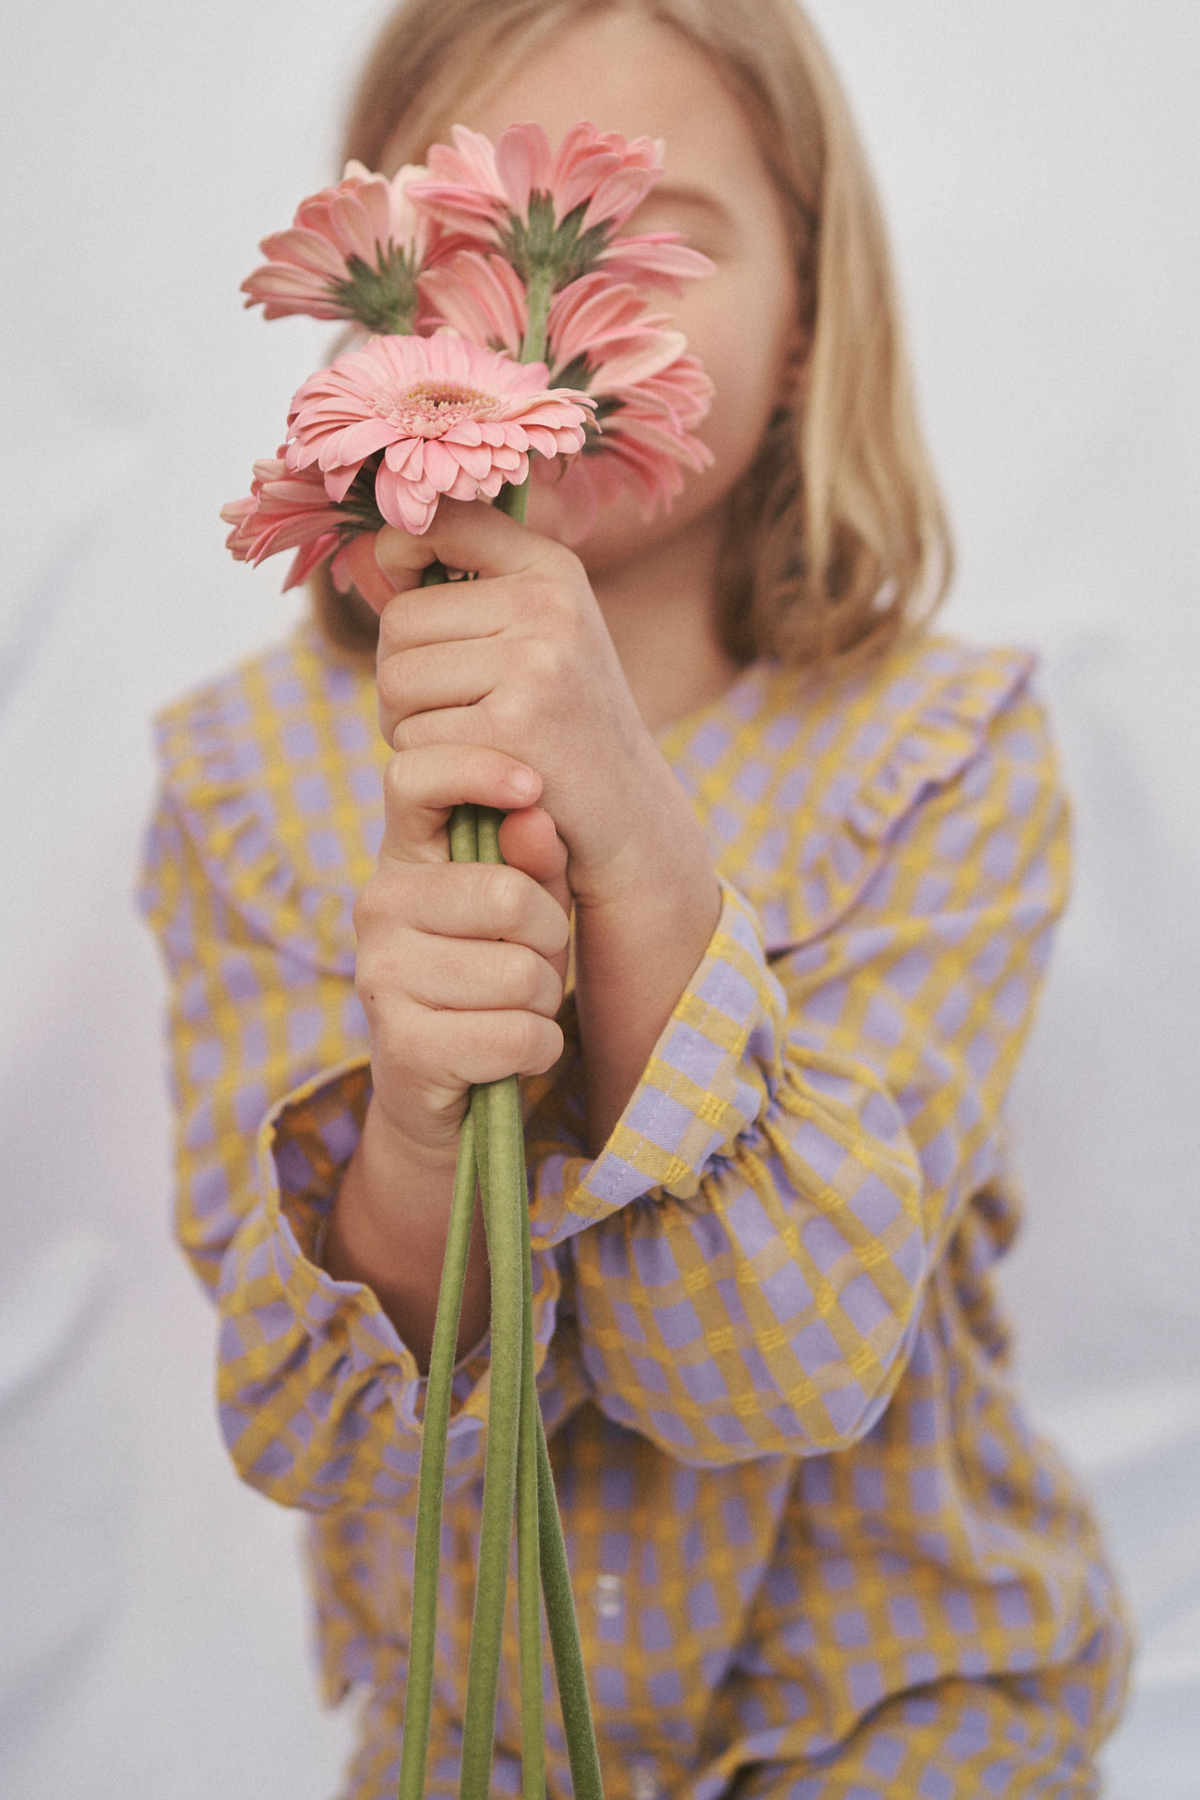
[[368, 503, 724, 1155], [324, 1104, 490, 1374], [520, 684, 1069, 1463], [139, 754, 583, 1511]]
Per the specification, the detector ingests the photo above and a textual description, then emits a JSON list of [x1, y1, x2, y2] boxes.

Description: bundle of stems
[[226, 129, 713, 1800], [396, 282, 605, 1800]]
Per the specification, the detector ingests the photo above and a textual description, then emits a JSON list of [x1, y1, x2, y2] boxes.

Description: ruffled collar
[[153, 625, 1034, 972]]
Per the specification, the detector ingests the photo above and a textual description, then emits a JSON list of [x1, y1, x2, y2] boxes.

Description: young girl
[[139, 2, 1132, 1795]]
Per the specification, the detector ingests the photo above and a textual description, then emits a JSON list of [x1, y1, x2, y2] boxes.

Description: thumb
[[498, 805, 572, 943]]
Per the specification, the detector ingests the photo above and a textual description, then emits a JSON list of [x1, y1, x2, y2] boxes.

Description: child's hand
[[360, 497, 722, 1152], [367, 500, 711, 912], [352, 747, 572, 1155]]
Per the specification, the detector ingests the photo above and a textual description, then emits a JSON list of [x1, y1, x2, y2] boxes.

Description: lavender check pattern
[[139, 624, 1131, 1800]]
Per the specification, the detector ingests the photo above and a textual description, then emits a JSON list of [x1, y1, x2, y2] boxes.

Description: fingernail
[[508, 767, 538, 801]]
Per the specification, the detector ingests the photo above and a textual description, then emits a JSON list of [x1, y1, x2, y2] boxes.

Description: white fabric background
[[1, 4, 1197, 1796]]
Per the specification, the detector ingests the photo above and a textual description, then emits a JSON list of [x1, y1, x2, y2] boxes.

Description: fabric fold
[[214, 1054, 565, 1509]]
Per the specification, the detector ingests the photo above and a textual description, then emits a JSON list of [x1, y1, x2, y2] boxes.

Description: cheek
[[672, 267, 796, 473], [698, 324, 779, 473]]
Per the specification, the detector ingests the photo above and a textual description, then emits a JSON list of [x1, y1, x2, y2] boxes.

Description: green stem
[[456, 806, 526, 1800], [466, 809, 502, 1213], [396, 788, 479, 1800], [536, 1411, 605, 1800], [471, 808, 545, 1800], [457, 1070, 524, 1800], [396, 1109, 480, 1800], [414, 482, 601, 1800], [496, 476, 531, 527], [515, 1101, 545, 1800], [448, 803, 479, 863], [522, 267, 554, 370], [493, 265, 555, 533]]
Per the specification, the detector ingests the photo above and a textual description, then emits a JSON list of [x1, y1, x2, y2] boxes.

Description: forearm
[[325, 1098, 491, 1373], [574, 810, 721, 1153]]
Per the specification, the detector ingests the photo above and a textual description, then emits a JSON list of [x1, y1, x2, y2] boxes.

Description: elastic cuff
[[250, 1054, 561, 1428], [528, 879, 786, 1247]]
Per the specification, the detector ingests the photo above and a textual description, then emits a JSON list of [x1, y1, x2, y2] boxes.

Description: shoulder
[[149, 625, 383, 973], [662, 634, 1062, 952], [153, 621, 376, 781]]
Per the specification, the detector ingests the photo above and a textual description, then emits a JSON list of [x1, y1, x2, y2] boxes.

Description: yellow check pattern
[[140, 624, 1131, 1799]]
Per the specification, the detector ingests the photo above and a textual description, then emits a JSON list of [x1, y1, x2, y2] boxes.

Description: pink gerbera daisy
[[541, 278, 713, 542], [408, 123, 713, 295], [539, 364, 713, 543], [285, 333, 593, 535], [418, 251, 529, 359], [221, 450, 385, 591], [421, 259, 713, 543], [241, 161, 443, 333]]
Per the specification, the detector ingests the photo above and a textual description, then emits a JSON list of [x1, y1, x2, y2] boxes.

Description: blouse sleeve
[[520, 677, 1069, 1464], [139, 781, 584, 1514]]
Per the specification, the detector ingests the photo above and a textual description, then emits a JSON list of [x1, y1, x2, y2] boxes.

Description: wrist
[[326, 1098, 461, 1291], [362, 1096, 463, 1187], [571, 749, 716, 918], [571, 805, 721, 1153]]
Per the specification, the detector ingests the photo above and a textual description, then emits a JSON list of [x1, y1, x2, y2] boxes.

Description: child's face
[[388, 10, 802, 578]]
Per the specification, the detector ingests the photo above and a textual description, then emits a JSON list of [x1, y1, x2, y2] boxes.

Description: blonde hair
[[313, 0, 952, 667]]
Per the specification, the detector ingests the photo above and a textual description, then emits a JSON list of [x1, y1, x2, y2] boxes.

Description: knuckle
[[516, 571, 558, 619], [375, 607, 399, 660], [376, 652, 409, 721], [493, 1010, 533, 1073], [502, 942, 541, 1007], [519, 1013, 563, 1075], [382, 752, 410, 811], [354, 869, 415, 953], [392, 708, 435, 753], [377, 591, 415, 657], [543, 540, 582, 584], [353, 937, 395, 1004], [525, 634, 566, 685], [352, 957, 374, 1007], [352, 882, 381, 937], [547, 904, 572, 957], [485, 685, 526, 745], [375, 1011, 422, 1083]]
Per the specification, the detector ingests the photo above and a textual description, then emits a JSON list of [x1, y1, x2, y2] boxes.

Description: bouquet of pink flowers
[[223, 121, 715, 1800]]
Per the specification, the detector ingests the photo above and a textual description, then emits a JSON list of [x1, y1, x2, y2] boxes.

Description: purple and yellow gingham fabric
[[139, 624, 1131, 1800]]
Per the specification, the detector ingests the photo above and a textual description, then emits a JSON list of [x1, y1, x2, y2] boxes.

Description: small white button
[[630, 1764, 659, 1800], [593, 1574, 624, 1619]]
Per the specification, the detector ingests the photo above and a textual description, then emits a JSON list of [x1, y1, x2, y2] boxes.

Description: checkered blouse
[[139, 623, 1130, 1800]]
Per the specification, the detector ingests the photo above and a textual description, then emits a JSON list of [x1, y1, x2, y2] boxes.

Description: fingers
[[353, 856, 570, 1125], [371, 501, 582, 653], [374, 497, 550, 590], [357, 859, 571, 964], [338, 531, 407, 612], [401, 931, 564, 1019], [379, 747, 571, 935], [497, 806, 568, 890], [372, 1001, 565, 1102], [346, 502, 537, 618], [381, 743, 542, 860], [377, 638, 500, 751], [497, 806, 571, 923]]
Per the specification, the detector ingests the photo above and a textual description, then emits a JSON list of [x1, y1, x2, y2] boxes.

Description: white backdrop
[[2, 4, 1197, 1796]]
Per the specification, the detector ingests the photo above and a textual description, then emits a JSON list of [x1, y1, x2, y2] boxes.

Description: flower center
[[371, 380, 499, 436]]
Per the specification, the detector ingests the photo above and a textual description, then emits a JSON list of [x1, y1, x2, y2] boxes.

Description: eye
[[626, 192, 735, 261]]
